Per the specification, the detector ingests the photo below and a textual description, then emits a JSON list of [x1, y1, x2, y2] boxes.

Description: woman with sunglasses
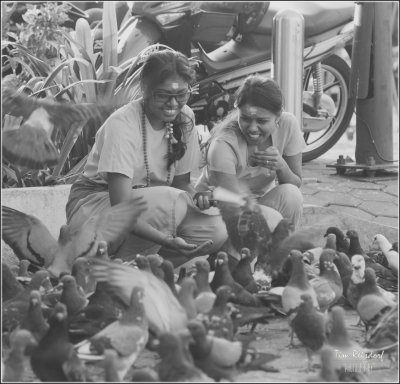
[[195, 75, 305, 244], [65, 49, 228, 266]]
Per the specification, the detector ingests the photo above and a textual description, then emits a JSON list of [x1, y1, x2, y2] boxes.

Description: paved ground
[[302, 115, 398, 236]]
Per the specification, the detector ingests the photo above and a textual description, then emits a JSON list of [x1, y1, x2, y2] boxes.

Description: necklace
[[141, 102, 172, 187]]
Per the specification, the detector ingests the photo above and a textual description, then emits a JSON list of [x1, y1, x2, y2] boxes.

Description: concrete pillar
[[272, 8, 304, 129], [354, 2, 394, 165]]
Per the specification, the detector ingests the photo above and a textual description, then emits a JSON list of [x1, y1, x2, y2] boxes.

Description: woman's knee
[[276, 184, 303, 207]]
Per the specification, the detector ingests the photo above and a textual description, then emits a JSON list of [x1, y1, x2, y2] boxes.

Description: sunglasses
[[152, 89, 191, 104]]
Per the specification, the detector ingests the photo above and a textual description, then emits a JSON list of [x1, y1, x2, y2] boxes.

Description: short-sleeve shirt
[[195, 111, 306, 196], [83, 99, 202, 187]]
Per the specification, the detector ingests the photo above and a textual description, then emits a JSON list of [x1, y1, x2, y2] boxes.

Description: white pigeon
[[371, 234, 398, 275]]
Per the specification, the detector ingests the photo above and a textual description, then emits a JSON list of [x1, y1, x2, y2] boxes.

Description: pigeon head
[[345, 229, 359, 239], [299, 293, 315, 307], [325, 226, 346, 240], [29, 290, 42, 307], [10, 329, 38, 352], [324, 233, 337, 250], [194, 259, 210, 274], [216, 251, 229, 266]]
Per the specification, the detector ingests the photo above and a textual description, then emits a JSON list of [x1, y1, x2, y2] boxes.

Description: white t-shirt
[[195, 111, 306, 196], [84, 99, 202, 187]]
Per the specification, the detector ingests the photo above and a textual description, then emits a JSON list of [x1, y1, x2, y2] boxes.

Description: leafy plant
[[2, 2, 174, 188]]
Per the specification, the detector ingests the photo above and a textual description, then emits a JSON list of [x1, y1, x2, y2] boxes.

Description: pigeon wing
[[2, 206, 58, 267]]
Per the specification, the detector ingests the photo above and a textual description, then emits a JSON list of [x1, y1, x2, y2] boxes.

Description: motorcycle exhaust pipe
[[271, 8, 304, 130]]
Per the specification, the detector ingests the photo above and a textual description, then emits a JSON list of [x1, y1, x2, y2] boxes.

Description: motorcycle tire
[[301, 54, 355, 162]]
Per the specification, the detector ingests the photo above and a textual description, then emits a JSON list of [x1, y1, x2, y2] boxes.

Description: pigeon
[[2, 86, 117, 169], [306, 346, 340, 382], [211, 252, 262, 307], [58, 274, 88, 317], [364, 303, 398, 352], [266, 226, 317, 286], [356, 268, 396, 332], [345, 254, 366, 310], [347, 231, 398, 291], [71, 257, 97, 296], [291, 294, 326, 371], [2, 198, 147, 277], [89, 253, 188, 334], [324, 227, 350, 255], [17, 259, 33, 281], [76, 286, 149, 381], [198, 285, 235, 340], [309, 249, 343, 313], [186, 319, 238, 381], [326, 306, 367, 381], [323, 233, 337, 251], [3, 270, 52, 333], [177, 277, 198, 320], [155, 331, 213, 382], [3, 329, 38, 382], [333, 252, 353, 291], [146, 254, 166, 280], [371, 234, 399, 274], [30, 302, 88, 382], [232, 248, 259, 293], [187, 319, 279, 373], [19, 290, 49, 342], [192, 259, 217, 315], [192, 259, 214, 293], [282, 250, 319, 317], [216, 189, 275, 267], [2, 262, 24, 302], [254, 218, 291, 283], [160, 259, 179, 297], [346, 229, 367, 257], [229, 300, 278, 333], [282, 250, 319, 346]]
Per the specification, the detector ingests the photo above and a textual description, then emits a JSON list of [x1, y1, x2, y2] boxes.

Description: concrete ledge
[[2, 185, 72, 266]]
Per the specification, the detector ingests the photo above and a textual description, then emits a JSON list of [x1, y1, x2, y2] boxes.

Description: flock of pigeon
[[1, 197, 398, 382]]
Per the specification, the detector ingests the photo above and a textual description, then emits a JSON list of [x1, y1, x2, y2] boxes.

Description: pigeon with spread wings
[[2, 87, 117, 169], [1, 197, 147, 276]]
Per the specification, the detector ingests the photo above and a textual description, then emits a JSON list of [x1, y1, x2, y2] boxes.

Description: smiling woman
[[195, 75, 306, 232], [65, 49, 228, 267]]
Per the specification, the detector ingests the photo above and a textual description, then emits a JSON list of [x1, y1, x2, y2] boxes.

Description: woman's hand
[[165, 236, 214, 257], [193, 191, 217, 210], [250, 146, 284, 172]]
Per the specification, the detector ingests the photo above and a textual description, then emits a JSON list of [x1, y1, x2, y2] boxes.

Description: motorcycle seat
[[254, 2, 354, 37]]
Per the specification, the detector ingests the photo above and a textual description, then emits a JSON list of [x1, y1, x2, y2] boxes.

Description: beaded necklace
[[141, 102, 172, 187]]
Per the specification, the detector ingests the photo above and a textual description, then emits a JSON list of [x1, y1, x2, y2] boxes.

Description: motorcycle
[[117, 1, 356, 162]]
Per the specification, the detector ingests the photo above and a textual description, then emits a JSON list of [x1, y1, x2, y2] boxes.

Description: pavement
[[299, 117, 399, 248]]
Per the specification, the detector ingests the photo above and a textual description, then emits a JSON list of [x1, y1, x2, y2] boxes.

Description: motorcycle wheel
[[301, 54, 355, 162]]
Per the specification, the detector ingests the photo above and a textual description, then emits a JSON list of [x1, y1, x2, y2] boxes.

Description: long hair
[[140, 50, 196, 167]]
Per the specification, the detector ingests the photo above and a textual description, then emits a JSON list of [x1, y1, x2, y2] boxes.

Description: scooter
[[117, 1, 356, 162]]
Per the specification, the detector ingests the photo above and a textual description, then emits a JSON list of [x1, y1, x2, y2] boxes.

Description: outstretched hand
[[165, 236, 214, 258]]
